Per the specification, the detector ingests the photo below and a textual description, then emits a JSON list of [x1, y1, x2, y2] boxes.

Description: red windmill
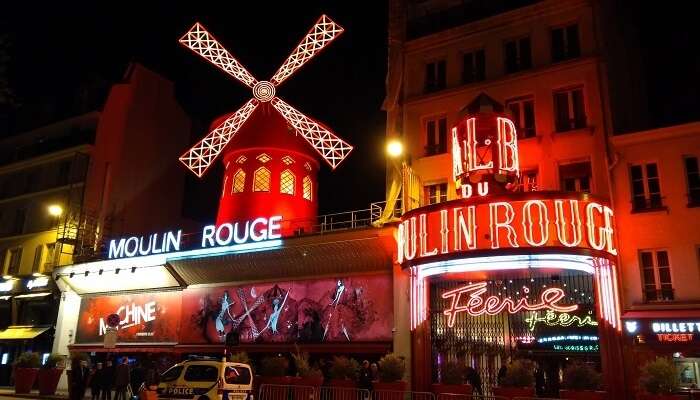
[[178, 16, 353, 235]]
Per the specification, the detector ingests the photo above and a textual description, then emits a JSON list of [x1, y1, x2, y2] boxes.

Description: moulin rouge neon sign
[[441, 282, 578, 327], [397, 194, 617, 264]]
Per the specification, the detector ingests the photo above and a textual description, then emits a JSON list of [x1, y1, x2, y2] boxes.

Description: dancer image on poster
[[330, 280, 345, 306], [261, 289, 290, 335], [215, 291, 235, 337]]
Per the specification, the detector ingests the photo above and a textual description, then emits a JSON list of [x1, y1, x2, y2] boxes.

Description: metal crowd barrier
[[259, 384, 318, 400], [436, 395, 508, 400], [371, 390, 435, 400], [319, 386, 371, 400]]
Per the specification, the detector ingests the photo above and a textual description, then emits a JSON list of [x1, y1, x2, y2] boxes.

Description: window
[[235, 155, 247, 164], [161, 366, 183, 382], [280, 170, 295, 195], [560, 162, 592, 193], [425, 117, 447, 156], [554, 87, 586, 131], [32, 245, 44, 273], [684, 156, 700, 206], [232, 169, 246, 194], [551, 24, 580, 62], [506, 96, 536, 138], [224, 366, 252, 385], [640, 250, 674, 301], [303, 176, 312, 201], [256, 153, 271, 163], [425, 60, 446, 93], [7, 247, 22, 275], [281, 156, 294, 165], [12, 208, 26, 235], [253, 167, 271, 192], [25, 170, 39, 193], [630, 163, 663, 211], [521, 170, 538, 192], [184, 365, 219, 382], [504, 37, 532, 73], [425, 183, 448, 205], [57, 160, 71, 186], [44, 243, 55, 269], [462, 49, 485, 84]]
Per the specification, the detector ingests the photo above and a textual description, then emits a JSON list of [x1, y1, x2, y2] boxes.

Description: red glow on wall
[[441, 282, 577, 327]]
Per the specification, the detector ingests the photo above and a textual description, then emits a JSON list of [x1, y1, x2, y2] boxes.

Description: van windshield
[[161, 366, 183, 383], [184, 365, 219, 382], [224, 366, 251, 385]]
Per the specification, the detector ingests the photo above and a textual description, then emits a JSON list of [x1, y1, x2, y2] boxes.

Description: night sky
[[1, 2, 698, 220], [0, 3, 389, 219]]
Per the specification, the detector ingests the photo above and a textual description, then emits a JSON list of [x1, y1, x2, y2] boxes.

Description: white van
[[158, 358, 254, 400]]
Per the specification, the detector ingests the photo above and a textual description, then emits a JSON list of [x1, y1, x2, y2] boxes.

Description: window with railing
[[506, 96, 536, 139], [425, 117, 447, 156], [32, 245, 43, 273], [684, 156, 700, 206], [504, 37, 532, 74], [425, 183, 448, 205], [554, 87, 587, 132], [551, 24, 580, 62], [559, 161, 591, 193], [521, 169, 538, 192], [640, 250, 674, 302], [303, 176, 312, 201], [425, 60, 446, 93], [630, 163, 663, 211], [462, 49, 485, 84]]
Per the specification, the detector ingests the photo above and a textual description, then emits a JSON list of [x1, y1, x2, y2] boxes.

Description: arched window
[[221, 175, 228, 198], [280, 169, 295, 195], [303, 176, 312, 201], [232, 169, 246, 193], [253, 167, 271, 192]]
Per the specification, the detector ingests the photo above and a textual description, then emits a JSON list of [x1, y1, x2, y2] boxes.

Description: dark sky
[[1, 1, 698, 219], [0, 2, 389, 218]]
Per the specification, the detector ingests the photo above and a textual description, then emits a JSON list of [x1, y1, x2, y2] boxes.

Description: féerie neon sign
[[525, 310, 598, 331], [442, 282, 578, 327]]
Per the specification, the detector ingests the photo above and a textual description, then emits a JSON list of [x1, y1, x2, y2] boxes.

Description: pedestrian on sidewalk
[[113, 358, 131, 400], [70, 358, 90, 400], [90, 363, 105, 400], [101, 359, 115, 400]]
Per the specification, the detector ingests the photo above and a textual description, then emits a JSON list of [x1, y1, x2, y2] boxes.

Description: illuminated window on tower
[[253, 167, 271, 192], [280, 170, 295, 195], [303, 176, 312, 200], [232, 169, 246, 193]]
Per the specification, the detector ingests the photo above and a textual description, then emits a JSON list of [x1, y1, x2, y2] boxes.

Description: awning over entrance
[[168, 229, 394, 285], [0, 325, 50, 340], [622, 309, 700, 319]]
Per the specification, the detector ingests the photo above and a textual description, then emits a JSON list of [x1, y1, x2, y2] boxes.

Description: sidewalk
[[0, 387, 68, 400]]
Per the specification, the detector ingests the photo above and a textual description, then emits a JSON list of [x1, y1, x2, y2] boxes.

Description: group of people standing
[[70, 357, 155, 400]]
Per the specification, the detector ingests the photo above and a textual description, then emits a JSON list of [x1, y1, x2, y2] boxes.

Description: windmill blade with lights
[[179, 15, 353, 178]]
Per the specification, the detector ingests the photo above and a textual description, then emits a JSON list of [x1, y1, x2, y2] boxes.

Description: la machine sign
[[397, 193, 617, 265], [108, 216, 282, 259]]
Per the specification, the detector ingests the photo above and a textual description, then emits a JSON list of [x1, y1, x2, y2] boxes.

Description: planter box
[[293, 376, 324, 387], [14, 367, 39, 394], [373, 381, 407, 392], [560, 389, 608, 400], [637, 394, 686, 400], [493, 386, 536, 399], [258, 376, 294, 385], [431, 383, 472, 395], [38, 368, 64, 395]]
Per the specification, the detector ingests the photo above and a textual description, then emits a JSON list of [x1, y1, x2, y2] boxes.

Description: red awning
[[68, 344, 176, 353], [622, 309, 700, 319]]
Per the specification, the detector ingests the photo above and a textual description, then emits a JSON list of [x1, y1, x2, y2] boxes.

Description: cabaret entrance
[[394, 101, 625, 396]]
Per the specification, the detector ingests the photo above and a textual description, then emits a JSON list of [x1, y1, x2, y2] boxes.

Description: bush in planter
[[38, 354, 66, 395], [260, 356, 289, 377], [562, 362, 602, 391], [378, 353, 406, 382], [639, 358, 680, 395], [330, 356, 359, 381], [13, 352, 41, 394], [292, 349, 323, 379]]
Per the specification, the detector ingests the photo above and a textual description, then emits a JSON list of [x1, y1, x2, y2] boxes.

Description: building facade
[[0, 63, 190, 386]]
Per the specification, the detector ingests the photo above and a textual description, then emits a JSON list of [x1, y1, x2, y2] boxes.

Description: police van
[[158, 357, 253, 400]]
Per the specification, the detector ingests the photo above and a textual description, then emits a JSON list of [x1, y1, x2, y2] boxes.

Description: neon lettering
[[490, 202, 518, 249]]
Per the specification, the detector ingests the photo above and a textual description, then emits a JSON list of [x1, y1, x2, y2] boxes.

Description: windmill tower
[[179, 16, 352, 235]]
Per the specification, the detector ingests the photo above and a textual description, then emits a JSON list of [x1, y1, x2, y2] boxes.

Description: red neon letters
[[441, 282, 578, 327]]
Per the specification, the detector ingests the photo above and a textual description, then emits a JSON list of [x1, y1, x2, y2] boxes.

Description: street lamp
[[47, 204, 63, 217], [386, 139, 403, 158]]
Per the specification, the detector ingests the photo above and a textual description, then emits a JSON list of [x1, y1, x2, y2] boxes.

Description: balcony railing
[[632, 196, 665, 212], [644, 288, 675, 302]]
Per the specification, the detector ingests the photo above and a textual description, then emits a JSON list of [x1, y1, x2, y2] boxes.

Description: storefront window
[[676, 358, 700, 389], [18, 299, 55, 326]]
